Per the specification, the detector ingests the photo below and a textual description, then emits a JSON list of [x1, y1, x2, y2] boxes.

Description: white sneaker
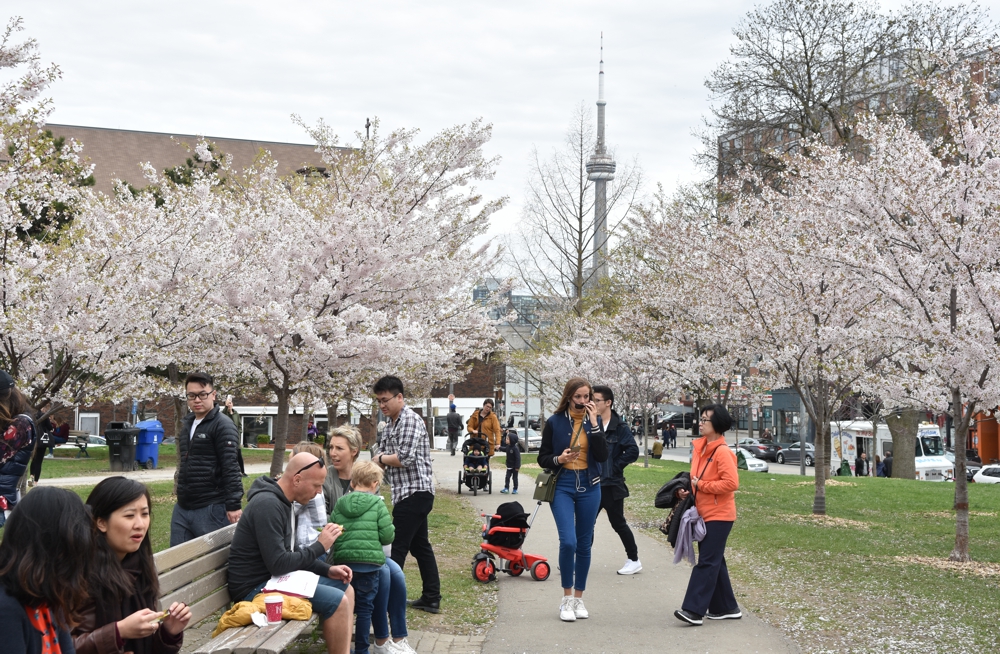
[[388, 638, 418, 654], [371, 642, 393, 654], [572, 597, 589, 619], [617, 559, 642, 575], [559, 596, 577, 621]]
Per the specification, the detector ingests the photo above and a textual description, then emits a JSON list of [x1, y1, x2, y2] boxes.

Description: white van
[[830, 421, 953, 481]]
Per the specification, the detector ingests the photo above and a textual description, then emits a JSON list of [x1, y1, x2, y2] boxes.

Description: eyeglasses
[[698, 418, 711, 423], [594, 398, 610, 404], [297, 458, 325, 474], [376, 393, 401, 406], [186, 391, 215, 401]]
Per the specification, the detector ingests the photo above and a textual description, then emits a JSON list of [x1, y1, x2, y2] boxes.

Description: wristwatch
[[378, 454, 384, 466]]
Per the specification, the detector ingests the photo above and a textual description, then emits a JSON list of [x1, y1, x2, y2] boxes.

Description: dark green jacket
[[330, 491, 394, 565]]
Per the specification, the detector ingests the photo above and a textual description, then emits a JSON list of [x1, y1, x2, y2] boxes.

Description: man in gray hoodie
[[228, 453, 355, 654]]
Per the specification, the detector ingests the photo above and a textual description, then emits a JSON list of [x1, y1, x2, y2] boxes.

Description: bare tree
[[700, 0, 996, 182], [507, 105, 642, 319]]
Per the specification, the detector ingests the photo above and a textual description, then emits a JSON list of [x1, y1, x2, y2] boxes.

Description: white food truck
[[830, 421, 953, 481]]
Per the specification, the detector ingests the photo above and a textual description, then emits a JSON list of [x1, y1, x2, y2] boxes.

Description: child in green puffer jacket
[[330, 460, 394, 654]]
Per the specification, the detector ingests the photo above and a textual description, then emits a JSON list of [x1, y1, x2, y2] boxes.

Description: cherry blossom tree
[[777, 61, 1000, 559]]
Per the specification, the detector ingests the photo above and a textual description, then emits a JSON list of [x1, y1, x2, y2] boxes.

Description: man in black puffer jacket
[[592, 385, 641, 576], [170, 371, 244, 546]]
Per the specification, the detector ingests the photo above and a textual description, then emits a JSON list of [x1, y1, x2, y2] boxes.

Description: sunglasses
[[297, 458, 326, 474]]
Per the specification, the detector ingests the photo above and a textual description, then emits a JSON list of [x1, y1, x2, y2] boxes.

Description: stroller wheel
[[473, 558, 496, 583], [530, 560, 551, 582], [508, 561, 524, 576], [473, 486, 478, 496]]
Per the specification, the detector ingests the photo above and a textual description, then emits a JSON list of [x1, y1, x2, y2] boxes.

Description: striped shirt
[[379, 406, 435, 504]]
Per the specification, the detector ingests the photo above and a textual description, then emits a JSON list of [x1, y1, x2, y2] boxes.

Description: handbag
[[533, 419, 584, 503]]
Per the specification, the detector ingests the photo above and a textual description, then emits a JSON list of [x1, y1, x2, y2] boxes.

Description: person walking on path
[[668, 424, 678, 449], [227, 453, 354, 654], [500, 429, 521, 494], [592, 385, 641, 576], [170, 371, 243, 546], [220, 395, 246, 477], [882, 451, 893, 478], [674, 403, 741, 626], [467, 399, 502, 457], [446, 404, 463, 456], [373, 375, 441, 615], [538, 378, 609, 622]]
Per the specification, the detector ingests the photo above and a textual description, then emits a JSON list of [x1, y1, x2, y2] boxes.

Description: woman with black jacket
[[537, 378, 609, 622]]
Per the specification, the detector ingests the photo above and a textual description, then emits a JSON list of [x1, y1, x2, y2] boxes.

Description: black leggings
[[504, 467, 519, 490], [599, 491, 639, 561]]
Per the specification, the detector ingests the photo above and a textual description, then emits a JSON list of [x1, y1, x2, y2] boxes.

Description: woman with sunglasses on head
[[73, 477, 191, 654], [537, 377, 609, 622], [673, 404, 741, 626], [0, 486, 94, 654]]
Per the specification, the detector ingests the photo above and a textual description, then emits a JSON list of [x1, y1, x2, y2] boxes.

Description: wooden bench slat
[[154, 523, 237, 573], [186, 587, 233, 627], [257, 617, 317, 654], [193, 624, 257, 654], [161, 568, 228, 612], [231, 623, 286, 654], [158, 546, 229, 596]]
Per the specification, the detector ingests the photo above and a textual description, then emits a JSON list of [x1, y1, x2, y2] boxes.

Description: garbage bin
[[134, 419, 164, 470], [105, 422, 139, 472]]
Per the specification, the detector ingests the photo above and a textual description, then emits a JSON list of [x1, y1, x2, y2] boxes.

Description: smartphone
[[574, 403, 585, 410]]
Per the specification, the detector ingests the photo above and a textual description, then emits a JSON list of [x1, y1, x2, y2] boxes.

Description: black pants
[[598, 491, 638, 561], [390, 490, 441, 602], [682, 520, 738, 616], [447, 431, 459, 455], [504, 467, 519, 490]]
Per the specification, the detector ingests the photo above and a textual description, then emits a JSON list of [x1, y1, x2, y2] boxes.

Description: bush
[[257, 433, 270, 445]]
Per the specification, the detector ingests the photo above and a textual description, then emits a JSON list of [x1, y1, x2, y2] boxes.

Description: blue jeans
[[169, 503, 229, 547], [376, 558, 407, 638], [550, 471, 602, 591], [349, 565, 381, 654], [243, 576, 347, 622]]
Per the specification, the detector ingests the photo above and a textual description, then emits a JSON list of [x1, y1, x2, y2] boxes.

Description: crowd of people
[[0, 367, 750, 653]]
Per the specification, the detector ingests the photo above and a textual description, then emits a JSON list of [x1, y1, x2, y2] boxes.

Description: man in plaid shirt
[[373, 375, 441, 613]]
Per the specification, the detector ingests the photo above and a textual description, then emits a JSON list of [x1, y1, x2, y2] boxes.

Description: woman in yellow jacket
[[674, 403, 741, 626], [466, 399, 502, 456]]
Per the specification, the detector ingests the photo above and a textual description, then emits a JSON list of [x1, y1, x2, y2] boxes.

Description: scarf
[[26, 603, 63, 654]]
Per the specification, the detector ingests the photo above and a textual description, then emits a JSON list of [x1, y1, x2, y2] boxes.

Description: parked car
[[738, 438, 781, 462], [88, 435, 107, 446], [776, 442, 815, 466], [508, 427, 541, 452], [661, 411, 696, 430], [944, 450, 981, 482], [730, 446, 769, 472], [972, 464, 1000, 484], [527, 415, 541, 430]]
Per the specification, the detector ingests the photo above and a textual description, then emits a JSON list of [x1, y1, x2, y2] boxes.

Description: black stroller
[[458, 434, 492, 495]]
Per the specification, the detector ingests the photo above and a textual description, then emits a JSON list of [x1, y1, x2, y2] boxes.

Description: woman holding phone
[[537, 377, 609, 622], [73, 477, 191, 654]]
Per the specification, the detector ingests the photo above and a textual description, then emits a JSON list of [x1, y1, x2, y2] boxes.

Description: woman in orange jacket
[[673, 403, 741, 626], [466, 399, 502, 456]]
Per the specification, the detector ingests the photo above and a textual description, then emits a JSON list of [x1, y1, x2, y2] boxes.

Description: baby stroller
[[458, 434, 492, 496], [472, 500, 550, 583]]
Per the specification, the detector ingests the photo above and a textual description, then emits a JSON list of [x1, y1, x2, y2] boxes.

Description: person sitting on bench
[[227, 453, 355, 654]]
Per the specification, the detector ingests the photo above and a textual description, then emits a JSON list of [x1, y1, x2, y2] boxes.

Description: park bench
[[154, 523, 317, 654], [68, 430, 90, 458]]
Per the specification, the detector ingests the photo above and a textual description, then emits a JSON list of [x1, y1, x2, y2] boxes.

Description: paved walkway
[[431, 451, 799, 654]]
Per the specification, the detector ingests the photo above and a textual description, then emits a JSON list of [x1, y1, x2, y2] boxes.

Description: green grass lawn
[[37, 444, 283, 478], [593, 455, 1000, 653]]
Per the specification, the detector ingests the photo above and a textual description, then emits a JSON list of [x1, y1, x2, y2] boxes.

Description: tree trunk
[[271, 387, 291, 478], [949, 388, 971, 562], [813, 416, 829, 515], [886, 408, 921, 481]]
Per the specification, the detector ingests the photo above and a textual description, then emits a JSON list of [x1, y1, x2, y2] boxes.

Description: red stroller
[[472, 500, 551, 583]]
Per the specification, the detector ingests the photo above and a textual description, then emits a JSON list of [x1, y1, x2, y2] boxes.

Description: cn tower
[[586, 35, 616, 283]]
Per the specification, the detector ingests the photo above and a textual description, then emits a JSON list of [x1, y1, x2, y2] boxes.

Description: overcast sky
[[15, 0, 990, 236]]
